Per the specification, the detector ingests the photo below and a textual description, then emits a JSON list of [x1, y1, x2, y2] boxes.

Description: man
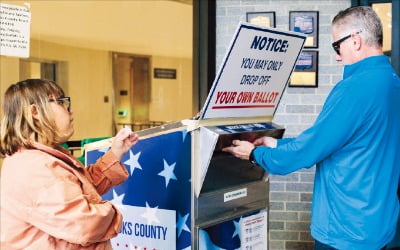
[[223, 6, 400, 250]]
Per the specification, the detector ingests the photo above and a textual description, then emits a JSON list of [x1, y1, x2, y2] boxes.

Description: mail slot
[[201, 123, 284, 194]]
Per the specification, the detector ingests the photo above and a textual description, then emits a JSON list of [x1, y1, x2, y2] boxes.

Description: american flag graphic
[[86, 128, 268, 250]]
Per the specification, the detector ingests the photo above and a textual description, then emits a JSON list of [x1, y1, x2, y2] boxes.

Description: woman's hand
[[111, 127, 139, 161]]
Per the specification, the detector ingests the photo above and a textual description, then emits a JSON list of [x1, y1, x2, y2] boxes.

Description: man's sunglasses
[[332, 31, 362, 55]]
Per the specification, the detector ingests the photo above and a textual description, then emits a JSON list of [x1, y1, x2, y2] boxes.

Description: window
[[0, 0, 194, 138]]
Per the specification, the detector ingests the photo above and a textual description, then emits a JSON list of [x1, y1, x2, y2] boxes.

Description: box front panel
[[86, 130, 192, 249]]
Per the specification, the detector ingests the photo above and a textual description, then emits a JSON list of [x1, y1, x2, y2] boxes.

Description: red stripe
[[212, 105, 275, 109]]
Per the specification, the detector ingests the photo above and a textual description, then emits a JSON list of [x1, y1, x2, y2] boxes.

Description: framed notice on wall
[[246, 12, 276, 28], [289, 50, 318, 88], [289, 11, 319, 48], [153, 68, 176, 79]]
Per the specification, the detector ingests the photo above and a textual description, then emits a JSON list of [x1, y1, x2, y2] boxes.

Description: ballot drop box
[[86, 23, 305, 250]]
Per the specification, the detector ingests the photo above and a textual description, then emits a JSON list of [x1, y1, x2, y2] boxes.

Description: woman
[[0, 79, 139, 249]]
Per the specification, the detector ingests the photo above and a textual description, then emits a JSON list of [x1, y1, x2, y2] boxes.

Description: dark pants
[[314, 240, 387, 250]]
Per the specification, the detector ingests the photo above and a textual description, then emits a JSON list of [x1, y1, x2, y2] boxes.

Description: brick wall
[[215, 0, 351, 249]]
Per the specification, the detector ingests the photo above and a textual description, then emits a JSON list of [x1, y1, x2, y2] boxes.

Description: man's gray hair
[[332, 6, 383, 47]]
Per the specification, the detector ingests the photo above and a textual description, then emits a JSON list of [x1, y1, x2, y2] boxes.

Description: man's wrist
[[249, 147, 257, 165]]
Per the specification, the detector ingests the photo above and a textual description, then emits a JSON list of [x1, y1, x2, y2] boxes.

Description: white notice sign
[[200, 22, 306, 119], [240, 210, 268, 250], [0, 3, 31, 58]]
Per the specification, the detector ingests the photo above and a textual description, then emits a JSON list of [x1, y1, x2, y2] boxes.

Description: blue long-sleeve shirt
[[253, 55, 400, 249]]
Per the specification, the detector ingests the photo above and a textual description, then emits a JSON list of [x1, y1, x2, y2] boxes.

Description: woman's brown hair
[[0, 79, 66, 157]]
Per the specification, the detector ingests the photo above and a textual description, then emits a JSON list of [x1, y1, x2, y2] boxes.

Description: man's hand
[[222, 140, 255, 160], [253, 136, 277, 148]]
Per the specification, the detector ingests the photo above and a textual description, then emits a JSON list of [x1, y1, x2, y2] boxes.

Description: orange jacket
[[1, 142, 128, 249]]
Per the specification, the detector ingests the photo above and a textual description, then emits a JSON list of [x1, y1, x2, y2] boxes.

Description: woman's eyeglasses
[[331, 31, 362, 55], [49, 97, 71, 112]]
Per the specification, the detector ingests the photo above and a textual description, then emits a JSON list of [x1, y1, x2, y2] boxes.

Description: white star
[[177, 212, 190, 237], [110, 189, 125, 211], [123, 150, 142, 175], [158, 159, 177, 188], [181, 130, 188, 141], [232, 217, 241, 238], [140, 202, 160, 225]]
